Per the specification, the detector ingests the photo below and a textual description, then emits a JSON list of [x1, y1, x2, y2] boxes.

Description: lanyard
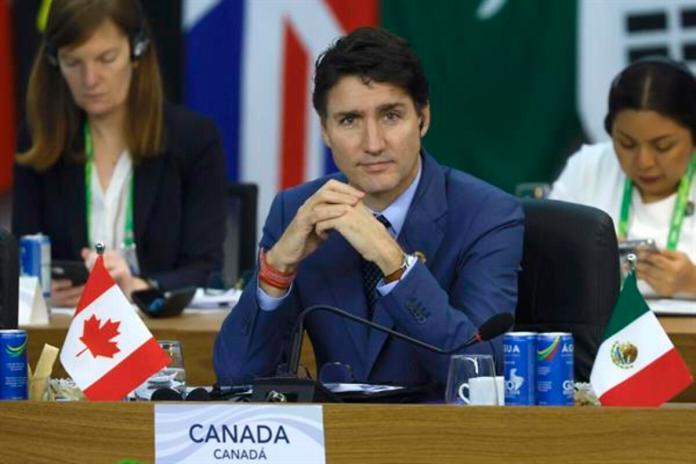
[[83, 123, 135, 248], [618, 154, 696, 250]]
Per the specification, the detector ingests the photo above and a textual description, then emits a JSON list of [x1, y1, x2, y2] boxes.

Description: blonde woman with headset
[[13, 0, 226, 306]]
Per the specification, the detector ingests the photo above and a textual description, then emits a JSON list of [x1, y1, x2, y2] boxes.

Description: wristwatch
[[383, 253, 412, 284]]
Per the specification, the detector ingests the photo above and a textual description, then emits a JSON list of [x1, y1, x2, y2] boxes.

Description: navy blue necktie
[[361, 215, 391, 319]]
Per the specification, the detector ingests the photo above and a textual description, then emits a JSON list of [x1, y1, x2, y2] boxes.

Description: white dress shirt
[[550, 142, 696, 296], [88, 150, 134, 253]]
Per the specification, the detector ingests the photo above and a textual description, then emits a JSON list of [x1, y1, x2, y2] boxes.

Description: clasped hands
[[51, 248, 149, 307], [262, 180, 405, 296]]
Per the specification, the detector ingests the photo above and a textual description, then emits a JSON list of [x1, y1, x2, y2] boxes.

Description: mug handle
[[457, 383, 471, 404]]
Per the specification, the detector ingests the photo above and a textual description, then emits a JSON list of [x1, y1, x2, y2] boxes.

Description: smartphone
[[618, 238, 658, 257], [51, 260, 89, 285]]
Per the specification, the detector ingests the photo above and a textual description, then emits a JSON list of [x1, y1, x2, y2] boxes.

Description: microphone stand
[[251, 304, 512, 403], [286, 305, 451, 377]]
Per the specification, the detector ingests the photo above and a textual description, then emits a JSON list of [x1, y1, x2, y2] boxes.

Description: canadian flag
[[59, 255, 171, 400]]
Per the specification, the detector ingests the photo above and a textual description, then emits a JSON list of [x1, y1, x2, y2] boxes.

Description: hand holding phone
[[618, 238, 658, 258], [635, 249, 696, 297]]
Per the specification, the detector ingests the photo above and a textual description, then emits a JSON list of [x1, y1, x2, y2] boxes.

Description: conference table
[[22, 308, 230, 387], [1, 402, 696, 463], [5, 310, 696, 463], [20, 307, 321, 386], [19, 309, 696, 401]]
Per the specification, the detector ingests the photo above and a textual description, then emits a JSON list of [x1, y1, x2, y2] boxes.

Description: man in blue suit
[[214, 27, 524, 396]]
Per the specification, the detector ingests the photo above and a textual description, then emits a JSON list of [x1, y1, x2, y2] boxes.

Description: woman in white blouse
[[551, 57, 696, 298], [13, 0, 226, 306]]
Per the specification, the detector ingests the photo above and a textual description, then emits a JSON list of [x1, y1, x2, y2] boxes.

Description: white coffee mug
[[459, 376, 505, 405]]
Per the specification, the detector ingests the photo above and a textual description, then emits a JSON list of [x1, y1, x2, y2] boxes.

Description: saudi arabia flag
[[590, 272, 693, 407]]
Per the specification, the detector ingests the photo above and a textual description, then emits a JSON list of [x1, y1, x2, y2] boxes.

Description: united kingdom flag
[[183, 0, 377, 228]]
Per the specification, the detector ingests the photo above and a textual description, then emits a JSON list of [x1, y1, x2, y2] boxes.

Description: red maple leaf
[[76, 315, 121, 359]]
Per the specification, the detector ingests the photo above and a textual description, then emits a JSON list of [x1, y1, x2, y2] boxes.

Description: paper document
[[190, 288, 241, 308], [647, 298, 696, 315], [323, 383, 405, 394], [18, 276, 50, 325]]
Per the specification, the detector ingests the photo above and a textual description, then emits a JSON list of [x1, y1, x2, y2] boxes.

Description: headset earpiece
[[44, 42, 58, 67], [130, 32, 150, 60], [43, 0, 150, 66], [130, 0, 150, 60]]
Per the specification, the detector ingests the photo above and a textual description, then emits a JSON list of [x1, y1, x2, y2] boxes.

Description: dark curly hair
[[312, 27, 429, 120]]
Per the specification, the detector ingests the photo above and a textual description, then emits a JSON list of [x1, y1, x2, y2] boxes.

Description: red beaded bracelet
[[258, 248, 296, 290]]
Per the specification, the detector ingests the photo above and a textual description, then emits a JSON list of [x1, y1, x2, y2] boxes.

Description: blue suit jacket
[[214, 153, 524, 393]]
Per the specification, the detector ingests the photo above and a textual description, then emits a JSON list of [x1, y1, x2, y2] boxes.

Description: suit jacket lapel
[[62, 162, 88, 256], [399, 155, 448, 271], [364, 153, 449, 377]]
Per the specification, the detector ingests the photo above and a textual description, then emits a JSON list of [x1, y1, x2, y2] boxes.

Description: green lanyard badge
[[618, 153, 696, 250], [83, 123, 135, 249]]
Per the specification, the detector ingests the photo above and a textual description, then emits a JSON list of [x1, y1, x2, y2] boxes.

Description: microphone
[[251, 306, 512, 403], [286, 305, 514, 377], [464, 312, 517, 346], [150, 388, 182, 401], [150, 387, 211, 401], [185, 387, 212, 401]]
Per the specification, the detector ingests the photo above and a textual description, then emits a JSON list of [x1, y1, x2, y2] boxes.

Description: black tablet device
[[132, 286, 196, 318]]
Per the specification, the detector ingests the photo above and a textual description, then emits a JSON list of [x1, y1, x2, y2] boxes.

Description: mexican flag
[[590, 272, 692, 406], [59, 255, 171, 401]]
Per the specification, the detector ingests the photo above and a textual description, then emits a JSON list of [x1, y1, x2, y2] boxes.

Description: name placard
[[154, 404, 325, 463]]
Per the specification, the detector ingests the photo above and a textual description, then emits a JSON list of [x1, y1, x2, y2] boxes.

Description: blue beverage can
[[536, 332, 574, 406], [0, 330, 29, 400], [20, 234, 51, 299], [503, 332, 536, 405]]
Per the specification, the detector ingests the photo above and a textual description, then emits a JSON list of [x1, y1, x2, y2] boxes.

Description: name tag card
[[155, 404, 325, 463], [18, 276, 49, 325]]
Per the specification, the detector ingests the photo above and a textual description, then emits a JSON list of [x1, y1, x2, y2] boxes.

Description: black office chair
[[222, 183, 258, 287], [0, 228, 19, 330], [514, 199, 620, 382]]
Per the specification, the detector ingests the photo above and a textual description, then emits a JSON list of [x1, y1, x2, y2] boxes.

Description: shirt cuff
[[376, 254, 417, 296], [256, 277, 292, 311]]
